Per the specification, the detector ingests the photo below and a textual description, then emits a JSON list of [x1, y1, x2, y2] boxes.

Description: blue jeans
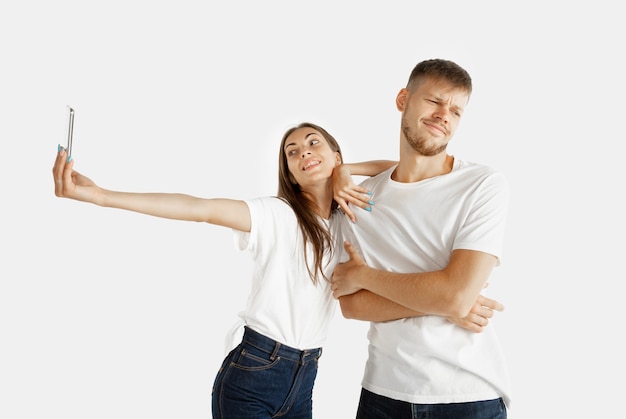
[[356, 388, 507, 419], [211, 326, 322, 419]]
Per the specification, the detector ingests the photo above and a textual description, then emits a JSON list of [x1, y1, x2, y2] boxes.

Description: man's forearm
[[338, 289, 426, 322], [355, 251, 498, 318]]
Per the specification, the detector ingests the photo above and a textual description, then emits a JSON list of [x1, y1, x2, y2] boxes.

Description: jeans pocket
[[232, 347, 281, 371]]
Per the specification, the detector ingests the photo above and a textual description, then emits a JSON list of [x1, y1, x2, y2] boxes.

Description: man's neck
[[392, 153, 454, 183]]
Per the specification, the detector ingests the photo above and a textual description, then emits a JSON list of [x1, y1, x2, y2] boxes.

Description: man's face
[[398, 76, 470, 156]]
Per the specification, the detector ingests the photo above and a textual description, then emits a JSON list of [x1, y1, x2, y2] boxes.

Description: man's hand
[[446, 294, 504, 333], [331, 241, 368, 298]]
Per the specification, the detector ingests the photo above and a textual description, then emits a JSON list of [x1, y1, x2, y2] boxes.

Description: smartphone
[[66, 106, 75, 157]]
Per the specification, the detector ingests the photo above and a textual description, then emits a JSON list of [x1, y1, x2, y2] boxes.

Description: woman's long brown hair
[[277, 122, 343, 284]]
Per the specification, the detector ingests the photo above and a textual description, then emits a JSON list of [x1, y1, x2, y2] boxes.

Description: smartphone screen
[[67, 106, 75, 157]]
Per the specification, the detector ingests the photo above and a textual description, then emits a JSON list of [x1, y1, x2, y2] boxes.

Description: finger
[[351, 185, 370, 195], [343, 241, 362, 260], [61, 155, 75, 190], [477, 295, 504, 311], [347, 190, 374, 210], [448, 317, 484, 333], [472, 305, 494, 320], [53, 147, 68, 195], [467, 313, 489, 328], [53, 146, 65, 176], [476, 314, 489, 327], [335, 197, 348, 213], [337, 199, 357, 223], [335, 185, 371, 207], [331, 285, 344, 299]]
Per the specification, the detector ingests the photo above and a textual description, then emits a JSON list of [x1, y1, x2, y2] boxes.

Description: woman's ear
[[335, 152, 342, 166], [396, 88, 408, 111]]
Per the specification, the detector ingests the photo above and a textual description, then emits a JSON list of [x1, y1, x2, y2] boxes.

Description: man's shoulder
[[359, 165, 395, 188], [453, 160, 509, 195], [455, 158, 496, 171], [455, 159, 506, 178]]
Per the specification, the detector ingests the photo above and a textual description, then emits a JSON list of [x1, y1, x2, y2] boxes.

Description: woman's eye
[[310, 139, 320, 146]]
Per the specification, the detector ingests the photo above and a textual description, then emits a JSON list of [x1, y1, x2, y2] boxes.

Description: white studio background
[[1, 1, 624, 418]]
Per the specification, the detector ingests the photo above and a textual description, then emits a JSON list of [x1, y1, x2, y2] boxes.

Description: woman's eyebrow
[[285, 132, 320, 150]]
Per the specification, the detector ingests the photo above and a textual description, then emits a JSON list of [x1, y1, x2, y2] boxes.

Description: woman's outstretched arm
[[53, 146, 251, 232]]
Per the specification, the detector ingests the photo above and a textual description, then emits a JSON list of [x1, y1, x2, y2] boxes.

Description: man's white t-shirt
[[224, 197, 340, 353], [341, 159, 512, 407]]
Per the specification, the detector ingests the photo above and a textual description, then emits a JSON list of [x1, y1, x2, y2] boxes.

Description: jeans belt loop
[[270, 341, 281, 361]]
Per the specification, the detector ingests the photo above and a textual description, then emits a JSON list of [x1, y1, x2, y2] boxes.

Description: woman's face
[[283, 127, 341, 188]]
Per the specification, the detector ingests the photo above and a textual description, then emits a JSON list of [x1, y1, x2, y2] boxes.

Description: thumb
[[343, 241, 361, 260]]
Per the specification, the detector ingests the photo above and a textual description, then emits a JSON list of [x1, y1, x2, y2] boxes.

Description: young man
[[332, 59, 511, 418]]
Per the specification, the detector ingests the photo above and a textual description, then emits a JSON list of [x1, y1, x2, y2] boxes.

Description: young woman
[[52, 122, 395, 418]]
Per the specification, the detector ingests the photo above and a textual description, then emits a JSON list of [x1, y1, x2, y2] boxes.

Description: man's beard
[[401, 117, 448, 157]]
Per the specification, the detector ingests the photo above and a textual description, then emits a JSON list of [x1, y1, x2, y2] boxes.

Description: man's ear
[[396, 88, 408, 111]]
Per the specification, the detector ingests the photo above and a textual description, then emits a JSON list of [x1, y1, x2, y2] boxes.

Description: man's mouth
[[424, 121, 447, 136]]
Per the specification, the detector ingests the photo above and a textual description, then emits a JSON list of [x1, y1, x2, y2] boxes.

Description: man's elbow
[[338, 296, 362, 320]]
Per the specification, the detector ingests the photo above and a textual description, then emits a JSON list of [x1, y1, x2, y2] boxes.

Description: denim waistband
[[242, 326, 322, 364]]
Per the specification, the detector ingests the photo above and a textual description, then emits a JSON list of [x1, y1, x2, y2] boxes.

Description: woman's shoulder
[[246, 196, 295, 217]]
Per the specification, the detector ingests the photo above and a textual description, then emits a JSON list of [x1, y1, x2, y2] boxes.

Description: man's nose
[[433, 107, 450, 122]]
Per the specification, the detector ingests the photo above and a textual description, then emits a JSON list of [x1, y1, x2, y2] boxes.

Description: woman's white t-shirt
[[224, 196, 341, 353]]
